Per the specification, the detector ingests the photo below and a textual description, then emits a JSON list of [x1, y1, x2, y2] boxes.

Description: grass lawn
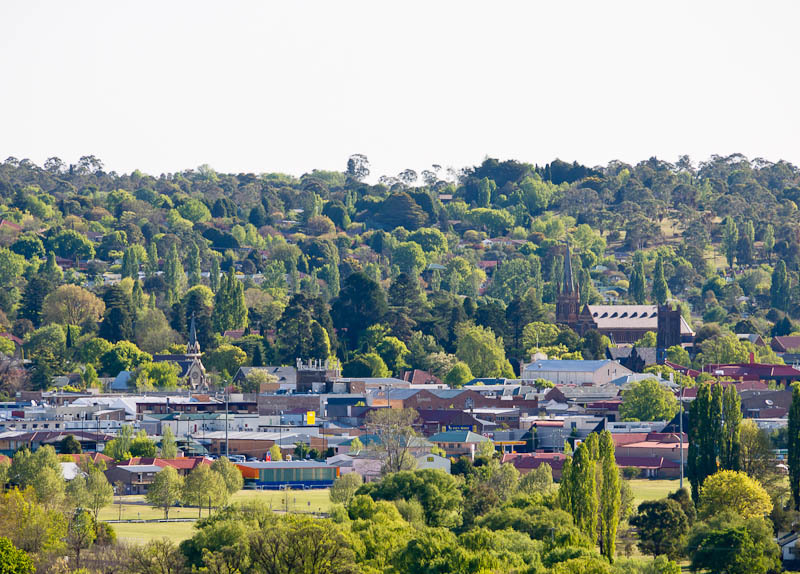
[[628, 478, 681, 506], [99, 488, 332, 527], [112, 521, 197, 543]]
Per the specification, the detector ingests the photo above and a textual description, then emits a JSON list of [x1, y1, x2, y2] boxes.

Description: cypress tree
[[146, 242, 159, 277], [629, 254, 647, 304], [131, 280, 144, 312], [121, 247, 139, 279], [187, 242, 201, 287], [209, 256, 220, 294], [251, 344, 264, 367], [651, 256, 669, 305], [599, 430, 620, 562], [771, 260, 791, 311], [720, 384, 741, 471], [789, 384, 800, 509]]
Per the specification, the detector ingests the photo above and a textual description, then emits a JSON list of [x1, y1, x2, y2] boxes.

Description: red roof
[[63, 452, 113, 464], [612, 433, 649, 446], [0, 454, 10, 464], [0, 220, 22, 231], [0, 333, 23, 346], [117, 457, 210, 470]]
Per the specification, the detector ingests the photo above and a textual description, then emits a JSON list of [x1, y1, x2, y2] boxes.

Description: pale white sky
[[1, 1, 799, 180]]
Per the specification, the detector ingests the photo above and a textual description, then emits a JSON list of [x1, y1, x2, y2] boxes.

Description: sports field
[[103, 488, 333, 543]]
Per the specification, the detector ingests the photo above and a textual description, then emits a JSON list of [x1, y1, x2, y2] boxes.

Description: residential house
[[428, 430, 491, 458], [105, 464, 162, 494]]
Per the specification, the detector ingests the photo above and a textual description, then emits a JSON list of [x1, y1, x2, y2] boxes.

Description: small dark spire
[[563, 242, 576, 295]]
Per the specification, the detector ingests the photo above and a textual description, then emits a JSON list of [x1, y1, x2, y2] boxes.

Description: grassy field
[[102, 488, 333, 543], [628, 478, 681, 506]]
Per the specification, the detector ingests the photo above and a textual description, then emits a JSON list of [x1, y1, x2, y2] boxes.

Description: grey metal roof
[[525, 360, 617, 373]]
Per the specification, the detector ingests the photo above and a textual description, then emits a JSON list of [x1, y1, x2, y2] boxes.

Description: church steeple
[[556, 242, 581, 326], [186, 312, 201, 356]]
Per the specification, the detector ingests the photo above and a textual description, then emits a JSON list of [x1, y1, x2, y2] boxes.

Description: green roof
[[428, 430, 489, 443]]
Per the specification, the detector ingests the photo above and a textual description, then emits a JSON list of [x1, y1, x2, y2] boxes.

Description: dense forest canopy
[[0, 152, 799, 393]]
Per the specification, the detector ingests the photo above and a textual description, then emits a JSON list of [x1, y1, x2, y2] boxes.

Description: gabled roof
[[524, 360, 620, 373], [586, 304, 694, 335], [428, 430, 489, 443]]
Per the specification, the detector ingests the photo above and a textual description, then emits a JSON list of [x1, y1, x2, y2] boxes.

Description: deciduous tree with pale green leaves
[[455, 323, 514, 378], [619, 379, 678, 422]]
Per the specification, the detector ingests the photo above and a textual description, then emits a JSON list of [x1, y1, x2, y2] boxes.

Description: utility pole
[[225, 386, 229, 458], [677, 373, 684, 489]]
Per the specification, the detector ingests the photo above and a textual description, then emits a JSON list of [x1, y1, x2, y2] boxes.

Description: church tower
[[556, 243, 581, 327]]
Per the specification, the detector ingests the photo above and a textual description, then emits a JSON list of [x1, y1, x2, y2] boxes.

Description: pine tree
[[789, 384, 800, 509], [651, 256, 669, 305], [209, 256, 220, 293], [42, 251, 63, 284], [187, 242, 201, 287], [720, 384, 741, 471], [629, 255, 647, 304], [599, 430, 620, 562], [252, 343, 264, 367]]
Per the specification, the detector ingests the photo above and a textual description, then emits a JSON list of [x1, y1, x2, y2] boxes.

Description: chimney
[[749, 352, 755, 365]]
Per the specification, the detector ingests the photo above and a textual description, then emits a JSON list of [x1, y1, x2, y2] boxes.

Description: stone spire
[[562, 242, 576, 295]]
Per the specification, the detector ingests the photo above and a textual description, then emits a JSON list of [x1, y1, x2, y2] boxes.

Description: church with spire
[[152, 313, 208, 390], [555, 244, 694, 345]]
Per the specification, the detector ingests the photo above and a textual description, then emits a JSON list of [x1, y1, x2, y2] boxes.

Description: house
[[778, 531, 800, 569], [415, 409, 488, 436], [0, 333, 23, 358], [402, 369, 443, 386], [614, 432, 687, 465], [701, 356, 800, 387], [105, 464, 163, 494], [0, 430, 113, 455], [415, 453, 451, 473], [327, 452, 383, 482], [428, 430, 491, 458], [522, 360, 633, 386], [502, 452, 567, 478], [772, 336, 800, 354], [737, 334, 766, 347], [739, 389, 793, 418]]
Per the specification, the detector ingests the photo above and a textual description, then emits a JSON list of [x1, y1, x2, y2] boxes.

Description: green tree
[[130, 430, 157, 457], [444, 361, 473, 388], [60, 435, 82, 454], [790, 383, 800, 509], [211, 457, 243, 494], [10, 445, 65, 506], [160, 426, 178, 458], [688, 513, 780, 574], [393, 242, 426, 275], [182, 464, 229, 517], [187, 242, 202, 287], [209, 255, 220, 293], [163, 243, 186, 303], [631, 498, 688, 559], [698, 470, 772, 520], [721, 216, 739, 268], [763, 224, 775, 262], [455, 324, 514, 378], [146, 466, 184, 519], [598, 430, 620, 562], [214, 268, 248, 332], [0, 536, 34, 574], [629, 254, 647, 304], [688, 382, 724, 502], [104, 425, 134, 461], [771, 259, 791, 311], [619, 379, 678, 422], [330, 473, 363, 505], [100, 341, 151, 375], [651, 255, 670, 305], [720, 385, 742, 471], [564, 442, 598, 542], [131, 361, 180, 391]]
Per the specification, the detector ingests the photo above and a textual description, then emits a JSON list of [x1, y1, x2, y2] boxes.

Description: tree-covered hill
[[0, 152, 798, 392]]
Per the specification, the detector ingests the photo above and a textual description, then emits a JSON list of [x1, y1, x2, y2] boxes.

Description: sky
[[1, 1, 799, 181]]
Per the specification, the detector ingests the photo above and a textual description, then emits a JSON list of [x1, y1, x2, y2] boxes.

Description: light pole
[[677, 374, 685, 489], [225, 386, 229, 458]]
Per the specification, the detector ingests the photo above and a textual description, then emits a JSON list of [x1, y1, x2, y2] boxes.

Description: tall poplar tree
[[209, 256, 220, 294], [789, 383, 800, 509], [721, 216, 738, 268], [599, 430, 620, 562], [688, 382, 724, 502], [569, 442, 598, 542], [163, 243, 186, 303], [720, 385, 742, 471], [145, 243, 159, 277]]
